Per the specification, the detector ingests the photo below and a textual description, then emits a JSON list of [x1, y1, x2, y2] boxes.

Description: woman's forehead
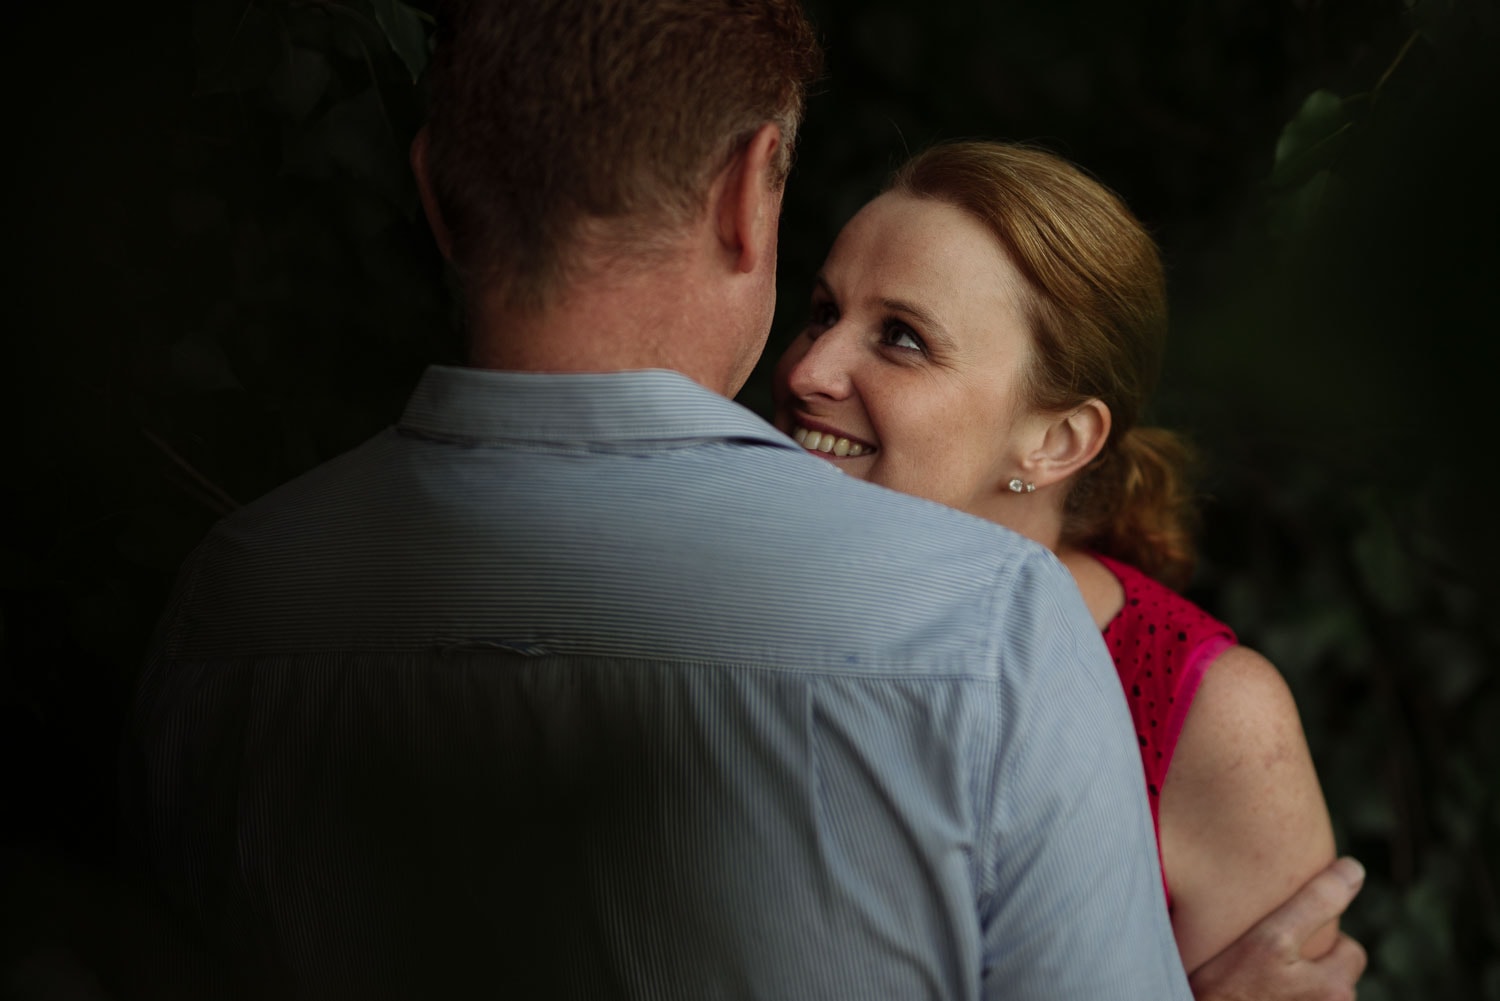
[[824, 193, 1027, 316]]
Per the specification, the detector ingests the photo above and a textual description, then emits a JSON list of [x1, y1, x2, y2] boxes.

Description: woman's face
[[773, 192, 1045, 523]]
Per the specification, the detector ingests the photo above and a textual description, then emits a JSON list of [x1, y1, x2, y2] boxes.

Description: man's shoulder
[[676, 440, 1056, 590], [174, 408, 1084, 674], [656, 448, 1089, 671]]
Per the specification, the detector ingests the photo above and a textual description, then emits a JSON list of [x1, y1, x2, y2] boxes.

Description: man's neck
[[466, 253, 746, 397]]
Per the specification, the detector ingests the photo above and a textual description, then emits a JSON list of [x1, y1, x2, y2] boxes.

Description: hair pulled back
[[889, 142, 1198, 588]]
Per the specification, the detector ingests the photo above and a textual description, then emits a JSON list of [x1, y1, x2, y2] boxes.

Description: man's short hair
[[426, 0, 823, 313]]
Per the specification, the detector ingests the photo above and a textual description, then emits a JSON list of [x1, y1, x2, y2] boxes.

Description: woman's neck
[[1056, 546, 1127, 630], [972, 497, 1122, 629]]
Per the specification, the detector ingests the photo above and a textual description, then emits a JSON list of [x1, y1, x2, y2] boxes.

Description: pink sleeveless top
[[1095, 554, 1235, 904]]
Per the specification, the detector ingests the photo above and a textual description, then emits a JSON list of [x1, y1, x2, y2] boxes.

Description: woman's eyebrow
[[814, 274, 953, 347], [880, 296, 952, 347], [879, 296, 940, 330]]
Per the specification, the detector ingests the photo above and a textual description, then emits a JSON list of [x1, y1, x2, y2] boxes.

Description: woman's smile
[[772, 192, 1037, 519], [785, 416, 877, 458]]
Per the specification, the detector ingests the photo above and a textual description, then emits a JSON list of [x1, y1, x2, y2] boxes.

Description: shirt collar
[[398, 365, 798, 449]]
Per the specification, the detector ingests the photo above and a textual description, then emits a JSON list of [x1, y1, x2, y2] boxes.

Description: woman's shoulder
[[1162, 642, 1337, 970], [1089, 554, 1237, 799], [1173, 645, 1309, 775], [1094, 553, 1235, 644]]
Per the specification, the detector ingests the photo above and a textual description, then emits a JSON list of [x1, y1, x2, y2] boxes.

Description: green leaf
[[1259, 604, 1366, 676], [192, 0, 280, 96], [1267, 168, 1347, 242], [268, 47, 333, 120], [372, 0, 430, 83], [1408, 0, 1463, 48], [1413, 626, 1487, 705], [282, 88, 406, 205], [1406, 879, 1456, 961], [1351, 506, 1418, 614], [1270, 90, 1351, 190]]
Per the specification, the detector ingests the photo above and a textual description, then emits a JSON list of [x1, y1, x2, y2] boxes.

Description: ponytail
[[1067, 426, 1198, 590], [888, 142, 1195, 587]]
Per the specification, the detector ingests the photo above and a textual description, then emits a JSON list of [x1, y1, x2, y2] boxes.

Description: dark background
[[4, 0, 1498, 996]]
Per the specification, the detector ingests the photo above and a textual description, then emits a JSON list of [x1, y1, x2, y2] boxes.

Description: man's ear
[[712, 122, 783, 274], [410, 126, 454, 261], [1021, 399, 1112, 489]]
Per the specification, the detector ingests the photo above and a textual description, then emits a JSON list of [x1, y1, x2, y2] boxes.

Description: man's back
[[124, 366, 1188, 999]]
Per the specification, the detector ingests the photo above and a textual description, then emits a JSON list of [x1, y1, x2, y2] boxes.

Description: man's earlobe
[[411, 126, 455, 261]]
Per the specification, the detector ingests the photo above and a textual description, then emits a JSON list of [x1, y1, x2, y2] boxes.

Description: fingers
[[1327, 857, 1367, 895], [1322, 933, 1368, 987], [1265, 857, 1365, 949], [1188, 860, 1368, 1001]]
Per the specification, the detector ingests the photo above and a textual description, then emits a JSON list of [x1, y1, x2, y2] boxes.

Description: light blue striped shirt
[[125, 364, 1190, 1000]]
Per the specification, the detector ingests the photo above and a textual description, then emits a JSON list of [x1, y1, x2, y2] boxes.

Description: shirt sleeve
[[975, 551, 1193, 1000]]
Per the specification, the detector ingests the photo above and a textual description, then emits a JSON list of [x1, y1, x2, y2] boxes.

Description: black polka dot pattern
[[1095, 553, 1236, 858]]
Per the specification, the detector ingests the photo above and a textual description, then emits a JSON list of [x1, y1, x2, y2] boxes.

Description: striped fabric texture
[[122, 365, 1191, 1000]]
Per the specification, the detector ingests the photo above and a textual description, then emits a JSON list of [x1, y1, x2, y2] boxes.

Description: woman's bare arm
[[1160, 645, 1338, 973], [1190, 857, 1367, 1001]]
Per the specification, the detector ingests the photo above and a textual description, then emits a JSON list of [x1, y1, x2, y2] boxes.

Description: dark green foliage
[[3, 0, 1496, 994], [4, 2, 455, 982], [1181, 4, 1500, 992]]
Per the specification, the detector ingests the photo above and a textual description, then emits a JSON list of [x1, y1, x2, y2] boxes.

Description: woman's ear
[[410, 126, 455, 261], [1021, 399, 1112, 489]]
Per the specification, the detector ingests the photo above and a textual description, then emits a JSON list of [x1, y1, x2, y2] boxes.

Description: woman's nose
[[779, 325, 856, 402]]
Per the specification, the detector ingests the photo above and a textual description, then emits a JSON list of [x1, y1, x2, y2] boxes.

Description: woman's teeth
[[792, 425, 868, 457]]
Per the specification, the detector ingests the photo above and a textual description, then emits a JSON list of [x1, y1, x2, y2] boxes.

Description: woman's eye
[[809, 300, 839, 329], [882, 321, 925, 353]]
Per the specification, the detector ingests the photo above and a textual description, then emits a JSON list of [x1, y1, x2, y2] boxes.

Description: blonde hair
[[889, 141, 1198, 588]]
